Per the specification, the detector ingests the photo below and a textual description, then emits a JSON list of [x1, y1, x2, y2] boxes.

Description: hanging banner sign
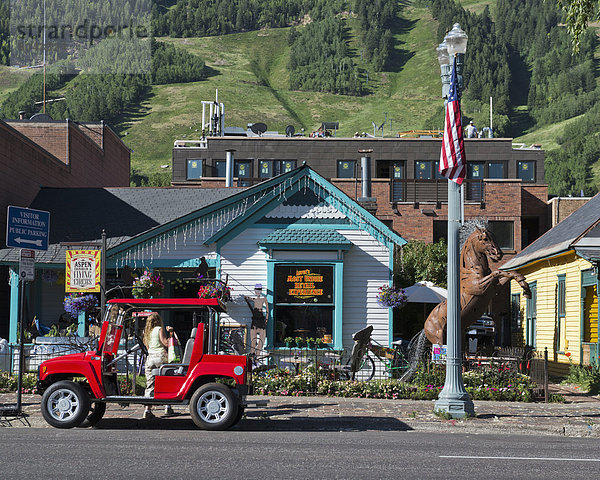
[[65, 250, 101, 293], [275, 265, 333, 304]]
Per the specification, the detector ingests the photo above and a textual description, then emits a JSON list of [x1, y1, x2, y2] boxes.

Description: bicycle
[[345, 326, 413, 381]]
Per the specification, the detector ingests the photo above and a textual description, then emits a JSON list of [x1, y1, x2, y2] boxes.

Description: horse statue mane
[[423, 227, 531, 346]]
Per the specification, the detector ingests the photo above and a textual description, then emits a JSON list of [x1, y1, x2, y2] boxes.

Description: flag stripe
[[439, 58, 466, 185]]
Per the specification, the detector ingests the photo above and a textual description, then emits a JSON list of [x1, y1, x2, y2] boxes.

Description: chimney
[[357, 149, 377, 213], [18, 111, 26, 120], [225, 149, 235, 187]]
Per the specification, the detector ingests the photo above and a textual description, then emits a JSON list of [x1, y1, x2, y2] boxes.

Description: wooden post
[[544, 347, 549, 403]]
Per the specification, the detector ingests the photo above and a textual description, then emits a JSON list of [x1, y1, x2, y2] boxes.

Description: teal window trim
[[267, 259, 343, 349], [557, 274, 566, 353], [526, 281, 537, 348]]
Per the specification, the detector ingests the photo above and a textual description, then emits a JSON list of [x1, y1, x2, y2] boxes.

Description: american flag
[[439, 58, 466, 184]]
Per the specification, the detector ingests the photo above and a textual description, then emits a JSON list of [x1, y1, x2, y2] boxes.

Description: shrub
[[0, 372, 38, 393], [564, 363, 600, 395], [252, 363, 538, 402]]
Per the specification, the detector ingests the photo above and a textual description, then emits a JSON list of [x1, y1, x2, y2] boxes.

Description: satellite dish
[[29, 113, 53, 122], [285, 125, 295, 137], [250, 122, 267, 135]]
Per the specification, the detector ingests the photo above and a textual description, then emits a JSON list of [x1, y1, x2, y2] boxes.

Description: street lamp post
[[434, 23, 475, 419]]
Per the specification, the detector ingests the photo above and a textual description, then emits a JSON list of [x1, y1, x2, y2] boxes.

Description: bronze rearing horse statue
[[424, 227, 531, 346]]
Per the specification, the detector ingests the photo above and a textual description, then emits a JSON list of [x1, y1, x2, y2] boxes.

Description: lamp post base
[[434, 393, 475, 419]]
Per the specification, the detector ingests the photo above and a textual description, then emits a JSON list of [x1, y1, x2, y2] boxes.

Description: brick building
[[0, 117, 130, 337], [171, 136, 547, 258]]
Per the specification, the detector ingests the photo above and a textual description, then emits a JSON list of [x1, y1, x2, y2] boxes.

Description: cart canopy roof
[[107, 297, 226, 312]]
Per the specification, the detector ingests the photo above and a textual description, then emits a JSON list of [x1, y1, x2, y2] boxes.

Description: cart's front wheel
[[41, 380, 91, 429], [189, 383, 238, 430]]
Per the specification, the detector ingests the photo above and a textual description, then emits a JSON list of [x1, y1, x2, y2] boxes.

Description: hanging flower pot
[[376, 285, 407, 309], [63, 293, 98, 316], [132, 269, 164, 298]]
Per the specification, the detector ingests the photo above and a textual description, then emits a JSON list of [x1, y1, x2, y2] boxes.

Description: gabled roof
[[30, 186, 239, 243], [200, 165, 406, 249], [502, 193, 600, 270], [0, 187, 240, 264]]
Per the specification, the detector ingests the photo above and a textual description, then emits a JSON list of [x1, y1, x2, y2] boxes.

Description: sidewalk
[[2, 385, 599, 437]]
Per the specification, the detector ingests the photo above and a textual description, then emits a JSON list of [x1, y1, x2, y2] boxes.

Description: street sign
[[19, 249, 35, 281], [6, 206, 50, 251]]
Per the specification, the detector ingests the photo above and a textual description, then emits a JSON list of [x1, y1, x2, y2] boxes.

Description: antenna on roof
[[201, 89, 225, 138], [250, 123, 267, 135]]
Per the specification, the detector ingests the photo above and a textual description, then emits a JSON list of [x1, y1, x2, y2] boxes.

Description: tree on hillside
[[558, 0, 600, 52]]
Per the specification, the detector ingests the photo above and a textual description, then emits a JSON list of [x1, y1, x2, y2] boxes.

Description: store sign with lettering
[[275, 265, 333, 304], [65, 250, 101, 293]]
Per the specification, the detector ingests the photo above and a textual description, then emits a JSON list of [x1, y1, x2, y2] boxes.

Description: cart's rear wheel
[[41, 380, 90, 429], [189, 383, 238, 430], [78, 402, 107, 428]]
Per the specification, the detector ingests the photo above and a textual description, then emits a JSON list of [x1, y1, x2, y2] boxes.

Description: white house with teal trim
[[0, 166, 405, 356]]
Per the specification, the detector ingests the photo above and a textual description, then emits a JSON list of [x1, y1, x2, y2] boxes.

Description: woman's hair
[[143, 313, 163, 346]]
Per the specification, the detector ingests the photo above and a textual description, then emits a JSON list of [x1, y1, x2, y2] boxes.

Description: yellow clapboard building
[[502, 194, 600, 375]]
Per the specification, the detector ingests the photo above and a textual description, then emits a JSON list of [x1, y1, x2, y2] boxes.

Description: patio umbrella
[[404, 281, 447, 304]]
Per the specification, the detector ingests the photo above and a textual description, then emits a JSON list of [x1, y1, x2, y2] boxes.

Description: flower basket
[[132, 269, 163, 299], [376, 285, 407, 309], [63, 293, 98, 316], [197, 283, 232, 302]]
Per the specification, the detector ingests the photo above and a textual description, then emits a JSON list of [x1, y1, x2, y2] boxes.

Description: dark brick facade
[[0, 119, 130, 338], [171, 136, 547, 254]]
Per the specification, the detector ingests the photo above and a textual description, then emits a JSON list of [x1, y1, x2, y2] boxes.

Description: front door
[[526, 283, 537, 347]]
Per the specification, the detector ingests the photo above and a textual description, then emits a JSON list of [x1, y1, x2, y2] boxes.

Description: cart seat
[[154, 327, 197, 376]]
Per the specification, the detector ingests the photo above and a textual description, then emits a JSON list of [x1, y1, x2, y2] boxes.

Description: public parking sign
[[6, 206, 50, 251]]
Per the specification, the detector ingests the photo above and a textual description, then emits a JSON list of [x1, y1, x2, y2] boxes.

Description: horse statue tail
[[399, 329, 428, 382]]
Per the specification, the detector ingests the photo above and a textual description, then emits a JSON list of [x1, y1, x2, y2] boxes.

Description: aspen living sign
[[275, 265, 333, 304], [65, 250, 101, 293]]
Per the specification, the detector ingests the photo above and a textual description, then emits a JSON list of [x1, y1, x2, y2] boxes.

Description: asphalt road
[[2, 428, 599, 479]]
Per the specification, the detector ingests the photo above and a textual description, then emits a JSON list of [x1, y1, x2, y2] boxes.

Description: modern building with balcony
[[171, 136, 547, 260]]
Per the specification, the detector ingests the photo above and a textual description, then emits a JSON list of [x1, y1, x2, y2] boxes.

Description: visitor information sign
[[65, 250, 101, 293], [6, 206, 50, 251]]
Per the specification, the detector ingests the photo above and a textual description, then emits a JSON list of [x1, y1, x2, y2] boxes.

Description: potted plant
[[376, 285, 407, 309], [295, 336, 306, 348], [63, 293, 98, 316], [284, 337, 296, 348], [306, 337, 315, 349], [132, 269, 164, 298], [314, 338, 324, 349]]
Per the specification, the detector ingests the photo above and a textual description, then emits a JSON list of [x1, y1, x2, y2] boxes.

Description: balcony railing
[[390, 179, 485, 205]]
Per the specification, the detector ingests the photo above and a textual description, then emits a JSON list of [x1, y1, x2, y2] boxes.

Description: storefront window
[[259, 160, 297, 178], [337, 160, 356, 178], [518, 161, 535, 182], [487, 162, 505, 179], [187, 159, 203, 179], [488, 220, 514, 251], [415, 161, 432, 179], [274, 265, 334, 344]]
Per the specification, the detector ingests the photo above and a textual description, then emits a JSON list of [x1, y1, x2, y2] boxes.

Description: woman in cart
[[142, 313, 174, 418]]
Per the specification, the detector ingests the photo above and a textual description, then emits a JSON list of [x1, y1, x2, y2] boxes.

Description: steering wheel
[[135, 334, 148, 356]]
